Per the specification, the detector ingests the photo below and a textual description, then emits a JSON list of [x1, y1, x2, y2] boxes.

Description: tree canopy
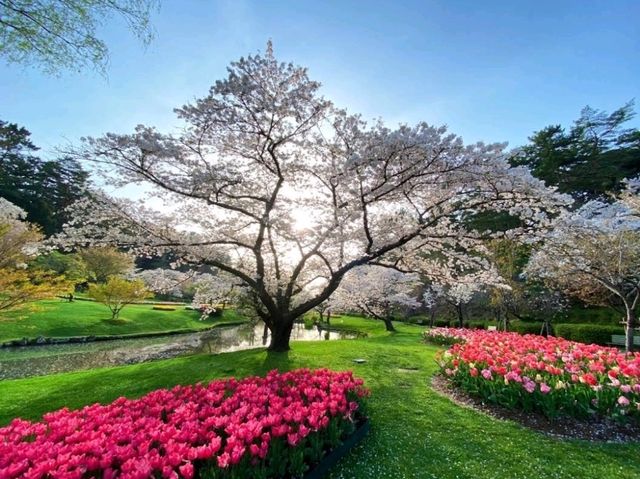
[[59, 44, 567, 351], [511, 102, 640, 202], [0, 0, 158, 74], [0, 198, 70, 315], [0, 120, 90, 235], [526, 191, 640, 351]]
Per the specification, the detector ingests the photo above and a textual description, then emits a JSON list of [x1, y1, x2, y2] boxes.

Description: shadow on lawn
[[261, 349, 293, 371]]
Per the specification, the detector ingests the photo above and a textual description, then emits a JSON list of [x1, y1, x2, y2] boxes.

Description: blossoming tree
[[526, 194, 640, 351], [430, 282, 483, 327], [135, 268, 191, 298], [190, 272, 240, 317], [332, 265, 421, 331], [59, 44, 566, 351]]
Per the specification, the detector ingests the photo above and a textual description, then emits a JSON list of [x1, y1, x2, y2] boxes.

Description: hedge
[[558, 306, 622, 325], [509, 321, 546, 335], [466, 320, 488, 330], [553, 323, 625, 346]]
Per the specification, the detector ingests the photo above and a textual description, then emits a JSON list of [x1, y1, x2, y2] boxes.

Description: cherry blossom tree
[[526, 196, 640, 351], [59, 44, 567, 351], [430, 282, 483, 327], [332, 265, 421, 331], [135, 268, 191, 298], [190, 272, 240, 318]]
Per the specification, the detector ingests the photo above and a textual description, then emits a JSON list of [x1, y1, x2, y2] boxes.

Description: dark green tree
[[512, 101, 640, 202], [0, 120, 90, 235]]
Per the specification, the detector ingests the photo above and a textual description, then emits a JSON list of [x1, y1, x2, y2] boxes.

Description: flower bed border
[[304, 418, 370, 479]]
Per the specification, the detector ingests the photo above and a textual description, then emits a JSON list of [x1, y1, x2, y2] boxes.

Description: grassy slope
[[0, 318, 636, 479], [0, 300, 245, 342]]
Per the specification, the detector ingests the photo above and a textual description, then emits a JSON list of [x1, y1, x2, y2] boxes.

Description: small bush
[[466, 320, 487, 330], [433, 318, 451, 327], [152, 305, 176, 311], [554, 323, 624, 346], [509, 321, 546, 335]]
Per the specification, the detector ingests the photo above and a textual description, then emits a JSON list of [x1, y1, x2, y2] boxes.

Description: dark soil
[[431, 375, 640, 443]]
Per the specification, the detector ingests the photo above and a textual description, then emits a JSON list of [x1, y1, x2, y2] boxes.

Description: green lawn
[[0, 300, 245, 342], [0, 317, 636, 479]]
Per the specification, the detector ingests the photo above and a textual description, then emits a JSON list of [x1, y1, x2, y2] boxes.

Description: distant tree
[[135, 267, 190, 298], [512, 102, 640, 202], [314, 299, 334, 326], [87, 276, 151, 320], [191, 273, 240, 317], [0, 198, 70, 315], [486, 239, 530, 330], [0, 0, 158, 74], [0, 120, 90, 235], [80, 246, 134, 282], [526, 196, 640, 352], [0, 198, 40, 269], [0, 120, 40, 209], [332, 266, 421, 332], [421, 287, 446, 327], [31, 250, 87, 283], [32, 157, 91, 234], [430, 282, 483, 328]]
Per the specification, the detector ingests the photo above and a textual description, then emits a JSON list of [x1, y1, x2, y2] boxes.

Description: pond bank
[[0, 323, 358, 380]]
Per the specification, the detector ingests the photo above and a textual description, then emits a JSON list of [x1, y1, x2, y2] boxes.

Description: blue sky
[[1, 0, 638, 159]]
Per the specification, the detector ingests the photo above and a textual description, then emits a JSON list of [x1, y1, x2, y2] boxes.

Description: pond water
[[0, 323, 355, 380]]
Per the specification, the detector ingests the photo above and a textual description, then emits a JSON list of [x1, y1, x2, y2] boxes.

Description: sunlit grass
[[0, 300, 244, 342]]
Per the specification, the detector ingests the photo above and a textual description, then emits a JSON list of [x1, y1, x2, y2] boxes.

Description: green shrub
[[152, 305, 176, 311], [433, 318, 451, 327], [554, 323, 624, 346], [559, 306, 622, 325], [466, 320, 487, 330], [509, 321, 546, 335], [406, 315, 429, 325]]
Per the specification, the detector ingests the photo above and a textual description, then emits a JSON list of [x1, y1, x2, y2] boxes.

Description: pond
[[0, 323, 356, 380]]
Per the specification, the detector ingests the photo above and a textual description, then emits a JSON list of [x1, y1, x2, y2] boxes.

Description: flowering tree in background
[[190, 273, 239, 318], [135, 268, 191, 298], [332, 266, 421, 331], [527, 192, 640, 351], [430, 282, 483, 327], [59, 44, 567, 351]]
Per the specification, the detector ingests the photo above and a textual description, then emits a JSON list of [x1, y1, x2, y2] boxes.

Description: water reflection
[[0, 323, 355, 380]]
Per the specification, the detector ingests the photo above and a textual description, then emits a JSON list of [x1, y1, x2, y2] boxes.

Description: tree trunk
[[261, 322, 269, 346], [456, 305, 464, 328], [268, 317, 294, 352], [625, 308, 636, 353], [383, 317, 396, 332], [429, 310, 436, 328]]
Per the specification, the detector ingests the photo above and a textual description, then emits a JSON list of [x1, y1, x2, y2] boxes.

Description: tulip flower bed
[[428, 328, 640, 421], [0, 369, 369, 479]]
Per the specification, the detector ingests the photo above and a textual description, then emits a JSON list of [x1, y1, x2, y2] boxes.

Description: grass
[[0, 317, 637, 478], [0, 300, 246, 342]]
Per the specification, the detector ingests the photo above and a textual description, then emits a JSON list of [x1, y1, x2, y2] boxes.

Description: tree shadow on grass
[[261, 349, 293, 371], [100, 318, 130, 326]]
